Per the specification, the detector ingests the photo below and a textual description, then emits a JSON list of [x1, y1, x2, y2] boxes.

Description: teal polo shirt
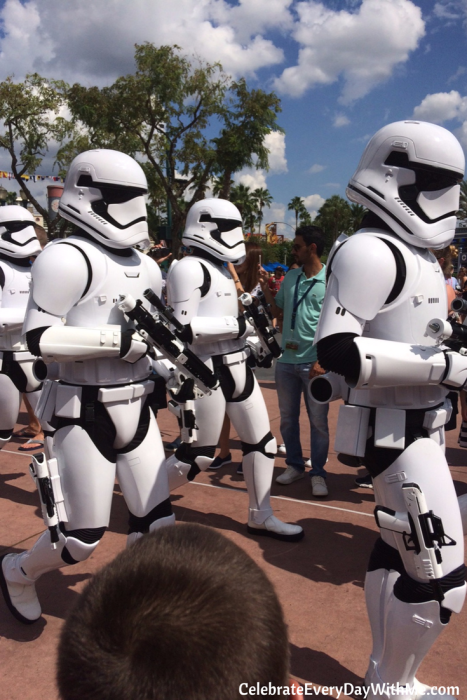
[[275, 264, 326, 364]]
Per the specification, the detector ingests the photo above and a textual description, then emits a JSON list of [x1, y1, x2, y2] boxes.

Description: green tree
[[211, 174, 233, 198], [231, 183, 257, 232], [61, 44, 282, 246], [349, 203, 367, 232], [287, 196, 306, 230], [298, 208, 313, 227], [0, 74, 71, 236], [5, 191, 18, 205], [251, 187, 273, 233], [314, 195, 353, 250], [213, 79, 282, 199]]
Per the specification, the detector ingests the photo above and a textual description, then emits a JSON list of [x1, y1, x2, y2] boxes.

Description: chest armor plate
[[0, 262, 32, 351], [354, 235, 448, 409], [194, 259, 244, 357], [59, 239, 156, 386]]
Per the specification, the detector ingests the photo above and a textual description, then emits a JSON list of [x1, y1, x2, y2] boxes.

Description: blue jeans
[[275, 361, 329, 477]]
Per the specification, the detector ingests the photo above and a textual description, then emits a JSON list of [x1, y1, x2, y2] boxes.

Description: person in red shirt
[[268, 266, 285, 297]]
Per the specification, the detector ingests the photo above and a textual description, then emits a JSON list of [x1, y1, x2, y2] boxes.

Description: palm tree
[[287, 196, 305, 230], [212, 175, 234, 198], [349, 203, 367, 232], [298, 209, 313, 227], [252, 187, 273, 234], [231, 183, 257, 232], [314, 195, 353, 247]]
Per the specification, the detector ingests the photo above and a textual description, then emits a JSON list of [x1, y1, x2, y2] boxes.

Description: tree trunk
[[219, 170, 233, 199]]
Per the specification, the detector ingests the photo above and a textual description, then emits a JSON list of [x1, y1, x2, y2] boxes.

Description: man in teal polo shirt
[[260, 226, 329, 497]]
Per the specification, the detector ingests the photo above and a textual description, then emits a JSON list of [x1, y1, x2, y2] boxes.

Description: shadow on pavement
[[290, 644, 363, 686]]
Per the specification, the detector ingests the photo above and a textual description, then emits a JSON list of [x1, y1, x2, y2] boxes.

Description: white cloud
[[303, 193, 325, 219], [0, 0, 286, 84], [211, 0, 294, 43], [325, 182, 340, 188], [458, 121, 467, 148], [234, 168, 268, 191], [273, 0, 425, 104], [433, 2, 462, 21], [333, 114, 350, 127], [412, 90, 467, 123], [308, 163, 325, 174], [266, 203, 286, 225], [232, 131, 287, 191], [412, 89, 467, 146], [264, 131, 288, 173], [448, 66, 467, 84]]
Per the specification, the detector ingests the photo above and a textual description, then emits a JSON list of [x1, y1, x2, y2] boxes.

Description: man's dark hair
[[295, 225, 325, 257], [57, 524, 289, 700]]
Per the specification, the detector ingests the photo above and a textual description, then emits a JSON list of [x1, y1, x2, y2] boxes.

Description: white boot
[[366, 595, 456, 700], [243, 451, 304, 542], [364, 568, 401, 685], [366, 660, 456, 700], [0, 553, 41, 623], [0, 530, 68, 624]]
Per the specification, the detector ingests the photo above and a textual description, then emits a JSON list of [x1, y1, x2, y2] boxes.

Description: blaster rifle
[[426, 304, 467, 354], [375, 482, 456, 600], [29, 452, 65, 547], [240, 292, 282, 365], [118, 290, 218, 396]]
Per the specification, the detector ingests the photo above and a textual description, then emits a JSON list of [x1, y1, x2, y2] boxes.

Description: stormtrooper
[[312, 122, 466, 699], [0, 205, 42, 447], [0, 149, 173, 624], [163, 198, 303, 541]]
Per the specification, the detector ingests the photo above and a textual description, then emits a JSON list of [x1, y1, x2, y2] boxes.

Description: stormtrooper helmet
[[0, 205, 41, 258], [59, 149, 149, 249], [346, 121, 465, 249], [182, 198, 245, 263]]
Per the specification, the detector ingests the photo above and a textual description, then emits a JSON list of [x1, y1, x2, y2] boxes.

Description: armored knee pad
[[127, 498, 174, 538], [174, 443, 217, 480], [60, 525, 107, 565], [241, 431, 276, 458]]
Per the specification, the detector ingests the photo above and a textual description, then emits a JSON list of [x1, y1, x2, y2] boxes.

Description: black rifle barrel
[[126, 300, 218, 390], [143, 288, 185, 334]]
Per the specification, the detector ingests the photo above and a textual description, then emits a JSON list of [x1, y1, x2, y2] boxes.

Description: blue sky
[[0, 0, 466, 237]]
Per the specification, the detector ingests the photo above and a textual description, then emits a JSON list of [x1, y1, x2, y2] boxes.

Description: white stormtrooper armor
[[313, 122, 466, 699], [0, 150, 173, 625], [0, 205, 42, 448], [164, 198, 303, 541]]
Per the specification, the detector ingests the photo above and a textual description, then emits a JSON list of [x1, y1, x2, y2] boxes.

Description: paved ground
[[0, 381, 466, 699]]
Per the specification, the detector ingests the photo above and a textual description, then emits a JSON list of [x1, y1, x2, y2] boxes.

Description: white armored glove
[[120, 329, 149, 364]]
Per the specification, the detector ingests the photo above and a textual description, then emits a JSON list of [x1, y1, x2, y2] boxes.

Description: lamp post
[[16, 189, 28, 208]]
